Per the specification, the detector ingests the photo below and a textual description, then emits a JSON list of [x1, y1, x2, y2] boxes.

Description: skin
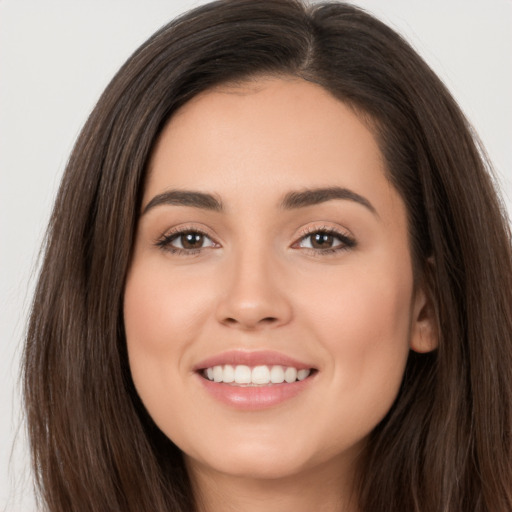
[[124, 77, 437, 512]]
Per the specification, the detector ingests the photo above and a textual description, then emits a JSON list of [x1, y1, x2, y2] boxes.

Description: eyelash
[[294, 226, 356, 255], [155, 226, 214, 255], [155, 226, 356, 256]]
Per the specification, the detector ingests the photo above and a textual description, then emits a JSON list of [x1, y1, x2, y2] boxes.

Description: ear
[[409, 265, 439, 353]]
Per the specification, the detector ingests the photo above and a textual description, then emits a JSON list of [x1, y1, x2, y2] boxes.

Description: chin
[[182, 429, 352, 483], [188, 447, 312, 481]]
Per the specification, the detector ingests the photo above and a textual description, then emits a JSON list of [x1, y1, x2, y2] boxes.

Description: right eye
[[156, 230, 217, 254]]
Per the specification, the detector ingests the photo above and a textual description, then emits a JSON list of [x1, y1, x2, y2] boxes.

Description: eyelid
[[291, 224, 357, 253], [155, 224, 220, 254]]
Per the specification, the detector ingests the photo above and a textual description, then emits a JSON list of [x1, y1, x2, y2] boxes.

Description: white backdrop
[[1, 1, 510, 510]]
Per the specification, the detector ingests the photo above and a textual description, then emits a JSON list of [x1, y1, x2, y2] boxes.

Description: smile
[[194, 351, 317, 410], [202, 364, 312, 385]]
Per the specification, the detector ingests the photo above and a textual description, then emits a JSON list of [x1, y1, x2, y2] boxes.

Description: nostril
[[222, 316, 278, 327]]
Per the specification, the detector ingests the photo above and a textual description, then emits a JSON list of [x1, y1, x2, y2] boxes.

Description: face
[[124, 77, 434, 484]]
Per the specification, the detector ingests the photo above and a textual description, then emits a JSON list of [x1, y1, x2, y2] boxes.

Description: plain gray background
[[1, 1, 511, 510]]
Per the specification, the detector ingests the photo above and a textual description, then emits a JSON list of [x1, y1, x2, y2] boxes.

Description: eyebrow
[[142, 186, 377, 216], [280, 187, 377, 216], [142, 190, 223, 215]]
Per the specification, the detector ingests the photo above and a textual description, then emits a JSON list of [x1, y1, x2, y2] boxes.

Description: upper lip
[[193, 350, 315, 371]]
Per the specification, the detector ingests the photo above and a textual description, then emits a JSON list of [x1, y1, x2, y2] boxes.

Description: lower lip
[[197, 373, 315, 410]]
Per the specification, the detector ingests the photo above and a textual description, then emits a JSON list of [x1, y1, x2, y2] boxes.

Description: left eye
[[297, 231, 354, 250]]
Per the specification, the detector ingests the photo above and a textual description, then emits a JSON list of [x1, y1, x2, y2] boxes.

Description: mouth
[[194, 351, 317, 410], [199, 364, 316, 386]]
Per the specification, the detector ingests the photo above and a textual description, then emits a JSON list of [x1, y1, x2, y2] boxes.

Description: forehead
[[144, 77, 398, 218]]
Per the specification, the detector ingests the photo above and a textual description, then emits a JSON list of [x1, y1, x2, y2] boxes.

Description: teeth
[[223, 364, 235, 383], [252, 365, 270, 384], [213, 365, 223, 382], [284, 367, 297, 383], [203, 364, 312, 385], [297, 369, 310, 381], [234, 365, 251, 384], [270, 365, 285, 383]]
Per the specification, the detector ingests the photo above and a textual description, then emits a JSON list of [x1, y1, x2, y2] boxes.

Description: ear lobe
[[409, 277, 439, 354]]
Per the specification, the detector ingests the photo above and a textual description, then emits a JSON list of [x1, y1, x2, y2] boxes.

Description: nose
[[215, 248, 293, 330]]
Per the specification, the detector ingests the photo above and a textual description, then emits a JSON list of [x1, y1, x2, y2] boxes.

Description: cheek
[[124, 260, 211, 352], [122, 261, 212, 418], [301, 256, 412, 340], [300, 261, 413, 415]]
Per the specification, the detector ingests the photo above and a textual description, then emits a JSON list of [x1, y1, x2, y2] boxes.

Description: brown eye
[[300, 231, 343, 250], [310, 232, 336, 249], [157, 230, 216, 253], [296, 229, 356, 253], [179, 232, 205, 249]]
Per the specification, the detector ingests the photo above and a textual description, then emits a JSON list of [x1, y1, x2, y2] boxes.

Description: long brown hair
[[23, 1, 512, 510]]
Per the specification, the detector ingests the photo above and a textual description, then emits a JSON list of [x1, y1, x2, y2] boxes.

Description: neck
[[186, 455, 360, 512]]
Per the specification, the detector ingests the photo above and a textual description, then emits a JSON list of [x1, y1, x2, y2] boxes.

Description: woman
[[23, 1, 512, 511]]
